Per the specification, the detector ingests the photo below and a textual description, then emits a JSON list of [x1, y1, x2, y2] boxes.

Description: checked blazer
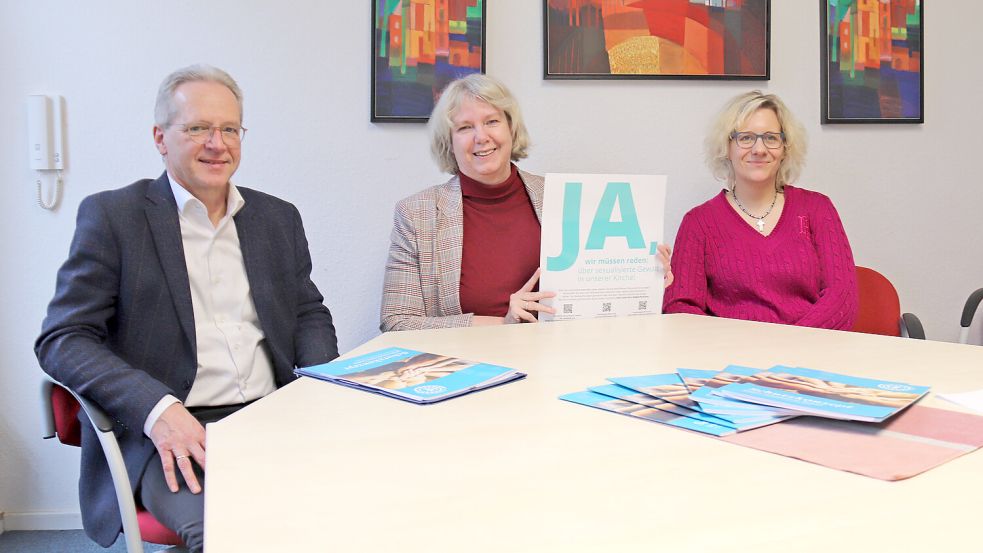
[[380, 168, 544, 331]]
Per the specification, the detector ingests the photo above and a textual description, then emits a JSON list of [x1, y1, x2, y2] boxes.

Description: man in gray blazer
[[35, 64, 338, 552]]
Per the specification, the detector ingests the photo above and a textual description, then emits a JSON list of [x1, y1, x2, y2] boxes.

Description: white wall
[[1, 0, 981, 528]]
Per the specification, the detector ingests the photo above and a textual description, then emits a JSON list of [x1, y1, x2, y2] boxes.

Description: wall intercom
[[28, 94, 65, 210]]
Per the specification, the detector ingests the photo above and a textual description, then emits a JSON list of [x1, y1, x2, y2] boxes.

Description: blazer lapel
[[518, 169, 545, 223], [144, 173, 197, 352], [434, 176, 464, 316], [233, 194, 283, 363]]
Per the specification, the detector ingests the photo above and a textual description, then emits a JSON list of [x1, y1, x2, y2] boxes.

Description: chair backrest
[[852, 266, 902, 337], [51, 383, 83, 446], [960, 288, 983, 344]]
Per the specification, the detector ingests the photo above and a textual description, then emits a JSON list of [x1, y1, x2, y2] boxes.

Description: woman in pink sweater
[[662, 91, 858, 330]]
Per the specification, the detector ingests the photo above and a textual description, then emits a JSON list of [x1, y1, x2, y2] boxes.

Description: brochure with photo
[[588, 383, 737, 428], [296, 347, 525, 404], [609, 373, 787, 431], [689, 365, 800, 417], [675, 367, 719, 393], [715, 366, 930, 422], [607, 373, 703, 411], [559, 390, 735, 437]]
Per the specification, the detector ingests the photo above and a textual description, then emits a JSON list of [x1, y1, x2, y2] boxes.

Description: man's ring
[[175, 454, 189, 462]]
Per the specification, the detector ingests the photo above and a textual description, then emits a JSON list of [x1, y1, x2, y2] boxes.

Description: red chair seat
[[136, 510, 183, 545]]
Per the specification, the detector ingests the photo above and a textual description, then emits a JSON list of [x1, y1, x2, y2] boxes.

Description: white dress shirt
[[143, 175, 276, 436]]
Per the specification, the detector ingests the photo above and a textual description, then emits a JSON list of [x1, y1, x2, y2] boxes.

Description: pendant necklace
[[731, 187, 778, 233]]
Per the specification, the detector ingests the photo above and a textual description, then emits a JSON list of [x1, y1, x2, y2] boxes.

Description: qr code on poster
[[638, 300, 647, 311], [563, 304, 573, 314], [602, 303, 611, 313]]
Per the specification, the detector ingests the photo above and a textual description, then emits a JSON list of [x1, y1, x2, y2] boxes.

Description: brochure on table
[[560, 390, 735, 436], [608, 373, 701, 411], [714, 366, 930, 422], [539, 173, 667, 321], [295, 347, 525, 404], [610, 373, 791, 431], [588, 383, 736, 427], [676, 367, 718, 393], [686, 366, 800, 417]]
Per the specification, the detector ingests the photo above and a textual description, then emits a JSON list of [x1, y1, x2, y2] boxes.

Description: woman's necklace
[[731, 187, 778, 233]]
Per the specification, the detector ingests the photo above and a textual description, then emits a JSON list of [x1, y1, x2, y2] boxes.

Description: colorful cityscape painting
[[544, 0, 770, 79], [372, 0, 485, 122], [823, 0, 923, 123]]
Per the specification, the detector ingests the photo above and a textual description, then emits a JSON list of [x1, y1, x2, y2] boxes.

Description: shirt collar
[[167, 172, 246, 219]]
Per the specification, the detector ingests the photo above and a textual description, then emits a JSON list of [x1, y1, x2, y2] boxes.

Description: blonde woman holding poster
[[380, 74, 555, 331], [381, 74, 673, 331]]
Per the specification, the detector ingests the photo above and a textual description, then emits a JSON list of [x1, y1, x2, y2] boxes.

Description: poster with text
[[539, 174, 666, 321]]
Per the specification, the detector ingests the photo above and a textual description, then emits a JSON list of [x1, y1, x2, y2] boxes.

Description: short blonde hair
[[428, 74, 531, 174], [705, 90, 806, 189]]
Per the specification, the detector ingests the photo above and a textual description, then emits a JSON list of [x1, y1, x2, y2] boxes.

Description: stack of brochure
[[561, 365, 929, 434], [297, 347, 525, 404]]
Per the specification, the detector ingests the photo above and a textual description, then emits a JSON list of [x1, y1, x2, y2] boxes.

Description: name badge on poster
[[539, 174, 667, 321]]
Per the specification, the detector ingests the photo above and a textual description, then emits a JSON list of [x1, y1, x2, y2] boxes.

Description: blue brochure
[[607, 374, 704, 412], [688, 366, 800, 417], [714, 366, 930, 422], [609, 372, 789, 431], [588, 383, 737, 428], [296, 347, 525, 404], [559, 390, 735, 436], [675, 368, 720, 393]]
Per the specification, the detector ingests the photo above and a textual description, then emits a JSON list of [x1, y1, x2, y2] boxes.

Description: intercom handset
[[27, 94, 65, 210]]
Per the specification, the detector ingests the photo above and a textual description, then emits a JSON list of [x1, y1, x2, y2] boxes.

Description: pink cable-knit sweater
[[662, 186, 859, 330]]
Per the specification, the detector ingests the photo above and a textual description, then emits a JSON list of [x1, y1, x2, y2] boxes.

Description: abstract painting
[[372, 0, 485, 122], [822, 0, 923, 123], [544, 0, 770, 79]]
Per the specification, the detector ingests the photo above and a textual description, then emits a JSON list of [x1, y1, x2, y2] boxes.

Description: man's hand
[[149, 403, 206, 494]]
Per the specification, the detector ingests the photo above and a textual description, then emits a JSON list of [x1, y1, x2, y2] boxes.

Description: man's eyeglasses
[[173, 123, 247, 146], [730, 131, 785, 149]]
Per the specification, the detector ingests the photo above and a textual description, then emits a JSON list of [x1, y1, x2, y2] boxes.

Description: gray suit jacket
[[35, 173, 338, 546]]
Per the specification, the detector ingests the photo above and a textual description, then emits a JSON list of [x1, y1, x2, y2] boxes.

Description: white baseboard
[[1, 510, 82, 531]]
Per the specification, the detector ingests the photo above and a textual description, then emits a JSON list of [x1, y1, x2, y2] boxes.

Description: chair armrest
[[43, 376, 116, 432], [901, 313, 926, 340], [74, 390, 115, 433], [41, 377, 147, 552], [961, 288, 983, 328], [40, 378, 56, 439]]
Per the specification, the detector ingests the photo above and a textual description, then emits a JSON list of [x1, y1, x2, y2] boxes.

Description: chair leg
[[91, 424, 146, 553]]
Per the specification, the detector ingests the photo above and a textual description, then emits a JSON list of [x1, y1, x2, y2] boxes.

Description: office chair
[[852, 266, 925, 339], [40, 377, 185, 553], [960, 288, 983, 344]]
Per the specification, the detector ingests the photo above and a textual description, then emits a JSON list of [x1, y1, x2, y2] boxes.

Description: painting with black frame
[[372, 0, 487, 123], [821, 0, 923, 124], [543, 0, 770, 80]]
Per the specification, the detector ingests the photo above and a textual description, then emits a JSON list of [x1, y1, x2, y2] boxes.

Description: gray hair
[[705, 90, 807, 189], [427, 74, 531, 174], [154, 64, 243, 127]]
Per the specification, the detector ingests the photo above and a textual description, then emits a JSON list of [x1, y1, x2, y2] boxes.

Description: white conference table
[[204, 314, 983, 552]]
